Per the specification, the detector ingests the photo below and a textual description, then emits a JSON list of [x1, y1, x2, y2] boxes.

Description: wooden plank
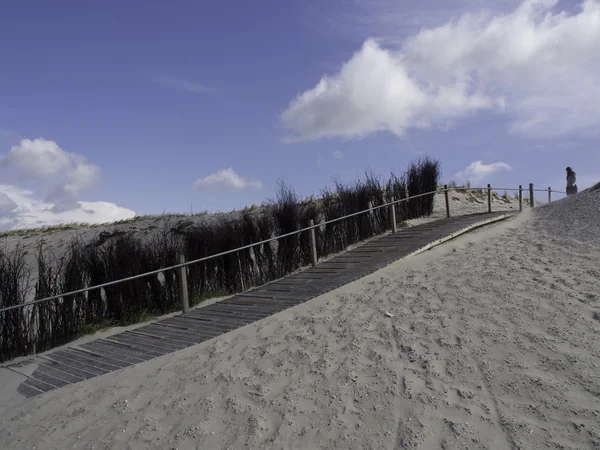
[[301, 263, 349, 268], [209, 302, 286, 315], [159, 317, 233, 335], [274, 276, 351, 286], [150, 321, 221, 340], [38, 360, 97, 381], [148, 322, 217, 340], [236, 293, 275, 299], [296, 269, 340, 274], [95, 338, 166, 358], [44, 353, 109, 377], [185, 311, 258, 328], [221, 297, 293, 305], [269, 282, 330, 291], [22, 377, 56, 393], [79, 341, 151, 365], [50, 350, 120, 373], [374, 242, 425, 252], [347, 249, 390, 255], [376, 235, 432, 242], [229, 295, 304, 305], [17, 383, 43, 398], [226, 297, 307, 308], [134, 327, 205, 346], [186, 307, 266, 321], [200, 304, 280, 318], [288, 275, 324, 279], [258, 286, 294, 292], [143, 324, 213, 344], [341, 255, 391, 264], [64, 348, 132, 370], [302, 266, 347, 271], [158, 316, 222, 332], [105, 334, 181, 355], [233, 291, 312, 302], [170, 316, 242, 334], [275, 277, 329, 284], [37, 362, 86, 384], [56, 349, 126, 371], [127, 331, 193, 350], [322, 260, 363, 264], [30, 371, 70, 389], [242, 293, 313, 302], [107, 333, 182, 354], [246, 294, 312, 303], [194, 308, 271, 323]]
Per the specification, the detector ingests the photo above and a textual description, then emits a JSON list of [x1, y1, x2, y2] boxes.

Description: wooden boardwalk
[[13, 211, 514, 398]]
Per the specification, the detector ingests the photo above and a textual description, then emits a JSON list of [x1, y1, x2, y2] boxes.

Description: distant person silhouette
[[566, 167, 578, 196]]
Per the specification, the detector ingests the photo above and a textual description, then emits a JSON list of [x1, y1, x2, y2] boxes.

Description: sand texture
[[1, 191, 594, 450]]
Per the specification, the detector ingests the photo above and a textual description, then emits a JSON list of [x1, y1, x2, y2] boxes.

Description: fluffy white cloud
[[1, 138, 101, 211], [193, 168, 263, 192], [0, 185, 135, 231], [4, 138, 71, 176], [333, 150, 344, 159], [0, 138, 135, 230], [0, 192, 17, 215], [283, 0, 600, 141], [455, 161, 513, 183]]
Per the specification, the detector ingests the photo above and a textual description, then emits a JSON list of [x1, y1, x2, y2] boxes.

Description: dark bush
[[0, 245, 33, 361]]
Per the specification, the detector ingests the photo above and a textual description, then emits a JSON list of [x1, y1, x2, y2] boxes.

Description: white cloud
[[333, 150, 344, 159], [1, 138, 101, 211], [0, 192, 17, 215], [151, 75, 220, 95], [309, 0, 523, 45], [0, 138, 135, 230], [283, 0, 600, 141], [4, 138, 71, 176], [455, 161, 513, 183], [193, 168, 263, 192], [0, 185, 135, 231]]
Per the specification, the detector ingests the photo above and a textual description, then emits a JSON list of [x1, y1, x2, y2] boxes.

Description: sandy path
[[1, 206, 599, 449]]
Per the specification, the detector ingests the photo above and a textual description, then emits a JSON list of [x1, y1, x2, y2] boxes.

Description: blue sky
[[1, 0, 599, 228]]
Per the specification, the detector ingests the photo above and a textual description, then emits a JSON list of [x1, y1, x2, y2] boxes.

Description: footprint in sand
[[402, 371, 427, 399]]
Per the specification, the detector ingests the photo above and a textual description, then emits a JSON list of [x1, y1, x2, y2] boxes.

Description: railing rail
[[0, 184, 565, 314]]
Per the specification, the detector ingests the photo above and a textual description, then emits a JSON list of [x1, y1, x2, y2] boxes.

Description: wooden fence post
[[309, 220, 318, 267], [529, 183, 535, 208], [548, 187, 551, 203], [178, 254, 189, 313], [487, 184, 492, 213], [519, 185, 523, 211], [444, 185, 450, 218], [390, 197, 398, 233]]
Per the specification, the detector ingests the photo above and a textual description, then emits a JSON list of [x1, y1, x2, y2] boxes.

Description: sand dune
[[1, 191, 597, 450]]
